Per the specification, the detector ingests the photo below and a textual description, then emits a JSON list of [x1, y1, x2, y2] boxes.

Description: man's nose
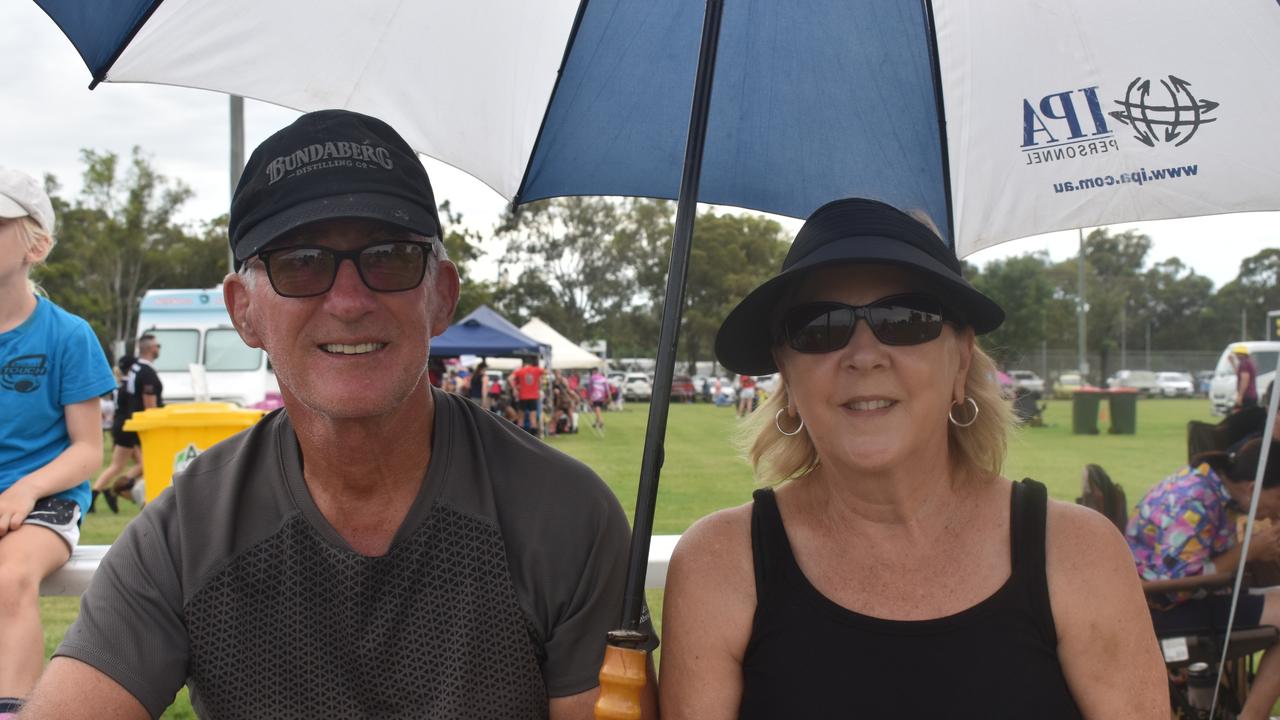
[[323, 256, 378, 314]]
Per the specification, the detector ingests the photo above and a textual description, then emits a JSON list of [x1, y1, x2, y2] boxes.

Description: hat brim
[[234, 192, 440, 262], [714, 235, 1005, 376], [0, 195, 29, 220]]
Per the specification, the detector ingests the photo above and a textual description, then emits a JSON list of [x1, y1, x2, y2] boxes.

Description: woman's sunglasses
[[779, 293, 955, 353], [257, 241, 434, 298]]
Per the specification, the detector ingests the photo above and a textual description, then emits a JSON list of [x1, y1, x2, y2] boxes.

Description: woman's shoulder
[[672, 501, 755, 572], [1043, 494, 1139, 606], [668, 500, 758, 607]]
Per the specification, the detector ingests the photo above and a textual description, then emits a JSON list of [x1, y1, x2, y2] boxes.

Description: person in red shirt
[[509, 356, 546, 434], [737, 374, 757, 418]]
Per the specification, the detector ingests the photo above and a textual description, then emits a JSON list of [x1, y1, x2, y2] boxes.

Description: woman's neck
[[797, 451, 968, 529], [0, 276, 37, 334]]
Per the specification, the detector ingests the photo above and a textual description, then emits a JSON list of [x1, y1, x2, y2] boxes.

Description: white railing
[[41, 535, 681, 597]]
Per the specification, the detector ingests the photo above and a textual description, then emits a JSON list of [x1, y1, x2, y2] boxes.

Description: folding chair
[[1076, 464, 1279, 719]]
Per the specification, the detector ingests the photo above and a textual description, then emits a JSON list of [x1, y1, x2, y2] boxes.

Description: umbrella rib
[[511, 0, 594, 208], [86, 0, 166, 89]]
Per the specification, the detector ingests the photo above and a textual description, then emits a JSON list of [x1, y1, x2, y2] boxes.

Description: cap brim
[[715, 235, 1005, 375], [0, 195, 29, 219], [234, 193, 439, 261]]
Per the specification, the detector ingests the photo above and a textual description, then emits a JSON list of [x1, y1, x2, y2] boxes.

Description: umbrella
[[35, 0, 1280, 714]]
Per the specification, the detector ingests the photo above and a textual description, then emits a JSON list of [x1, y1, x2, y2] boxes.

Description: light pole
[[229, 96, 245, 273], [1120, 300, 1127, 369], [1077, 228, 1089, 380]]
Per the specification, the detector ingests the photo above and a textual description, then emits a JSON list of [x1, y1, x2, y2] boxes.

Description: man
[[1233, 344, 1259, 411], [91, 338, 164, 512], [25, 110, 654, 719], [510, 355, 546, 434]]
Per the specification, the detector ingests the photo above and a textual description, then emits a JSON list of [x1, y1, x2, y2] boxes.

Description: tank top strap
[[1010, 478, 1059, 647], [750, 488, 796, 594]]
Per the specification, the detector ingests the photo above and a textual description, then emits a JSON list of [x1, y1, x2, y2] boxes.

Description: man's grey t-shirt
[[58, 389, 650, 719]]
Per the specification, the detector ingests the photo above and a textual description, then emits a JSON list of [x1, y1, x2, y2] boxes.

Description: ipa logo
[[1023, 87, 1112, 148], [1108, 76, 1218, 148], [1022, 86, 1118, 165]]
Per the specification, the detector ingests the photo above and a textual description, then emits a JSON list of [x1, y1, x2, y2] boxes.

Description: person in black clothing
[[90, 336, 162, 512], [467, 361, 488, 409], [90, 355, 140, 513], [660, 199, 1165, 718]]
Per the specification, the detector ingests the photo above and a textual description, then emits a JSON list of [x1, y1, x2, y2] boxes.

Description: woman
[[1127, 437, 1280, 720], [0, 168, 116, 717], [660, 198, 1165, 718], [586, 367, 610, 432], [89, 354, 140, 513]]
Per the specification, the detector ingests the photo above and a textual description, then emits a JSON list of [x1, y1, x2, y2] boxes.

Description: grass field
[[40, 396, 1218, 717]]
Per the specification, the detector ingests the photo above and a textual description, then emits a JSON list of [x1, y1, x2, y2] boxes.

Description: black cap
[[229, 110, 440, 267], [715, 198, 1005, 375]]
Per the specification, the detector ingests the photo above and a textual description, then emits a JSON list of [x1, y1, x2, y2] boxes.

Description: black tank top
[[740, 479, 1082, 719]]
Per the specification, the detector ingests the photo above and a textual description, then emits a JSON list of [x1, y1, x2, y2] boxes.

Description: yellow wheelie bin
[[123, 402, 265, 503]]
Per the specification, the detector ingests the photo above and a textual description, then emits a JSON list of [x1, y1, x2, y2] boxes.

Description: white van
[[1208, 341, 1279, 416], [136, 287, 270, 407]]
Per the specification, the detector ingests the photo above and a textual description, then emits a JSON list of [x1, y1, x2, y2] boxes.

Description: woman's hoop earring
[[775, 408, 805, 436], [948, 397, 979, 428]]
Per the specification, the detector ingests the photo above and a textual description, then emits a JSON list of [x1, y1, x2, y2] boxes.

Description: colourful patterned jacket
[[1125, 463, 1238, 608]]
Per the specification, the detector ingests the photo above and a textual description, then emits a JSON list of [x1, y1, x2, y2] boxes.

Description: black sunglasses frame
[[778, 293, 957, 353], [256, 240, 435, 299]]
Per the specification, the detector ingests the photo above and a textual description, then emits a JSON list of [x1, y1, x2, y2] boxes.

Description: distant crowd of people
[[427, 356, 778, 437]]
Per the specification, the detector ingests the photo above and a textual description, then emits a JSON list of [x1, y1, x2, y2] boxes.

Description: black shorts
[[519, 399, 539, 412], [592, 400, 606, 409], [1151, 592, 1266, 634], [112, 427, 140, 449]]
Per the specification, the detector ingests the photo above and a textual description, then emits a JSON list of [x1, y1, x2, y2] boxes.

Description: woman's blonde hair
[[9, 216, 56, 295], [739, 341, 1012, 487]]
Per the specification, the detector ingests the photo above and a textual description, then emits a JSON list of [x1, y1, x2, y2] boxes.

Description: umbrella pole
[[595, 0, 725, 717]]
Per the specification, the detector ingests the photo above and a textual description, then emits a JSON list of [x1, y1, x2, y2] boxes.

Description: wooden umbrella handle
[[594, 644, 648, 720]]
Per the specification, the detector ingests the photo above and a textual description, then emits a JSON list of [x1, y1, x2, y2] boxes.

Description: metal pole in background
[[1077, 228, 1089, 380], [229, 95, 245, 272], [1145, 321, 1151, 370], [1120, 301, 1127, 369]]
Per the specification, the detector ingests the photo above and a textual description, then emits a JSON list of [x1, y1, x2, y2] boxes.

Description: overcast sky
[[4, 1, 1275, 289]]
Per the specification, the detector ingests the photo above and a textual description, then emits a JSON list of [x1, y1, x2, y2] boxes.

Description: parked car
[[671, 374, 696, 403], [1155, 371, 1195, 398], [1052, 372, 1084, 399], [623, 372, 653, 401], [1208, 341, 1280, 416], [1008, 370, 1045, 394], [1107, 369, 1160, 396]]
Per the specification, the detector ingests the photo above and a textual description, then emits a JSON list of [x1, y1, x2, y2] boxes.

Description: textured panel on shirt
[[185, 505, 548, 719]]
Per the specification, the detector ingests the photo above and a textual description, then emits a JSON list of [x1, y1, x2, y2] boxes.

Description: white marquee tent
[[485, 318, 604, 371]]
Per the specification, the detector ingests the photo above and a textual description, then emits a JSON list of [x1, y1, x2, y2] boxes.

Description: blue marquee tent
[[430, 305, 547, 359]]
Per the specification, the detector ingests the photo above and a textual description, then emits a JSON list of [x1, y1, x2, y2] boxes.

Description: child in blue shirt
[[0, 168, 115, 718]]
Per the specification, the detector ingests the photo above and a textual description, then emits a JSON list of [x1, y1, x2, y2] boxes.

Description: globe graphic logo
[[1109, 75, 1218, 148]]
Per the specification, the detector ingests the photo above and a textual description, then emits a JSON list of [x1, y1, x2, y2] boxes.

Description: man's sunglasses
[[779, 293, 955, 353], [256, 241, 434, 298]]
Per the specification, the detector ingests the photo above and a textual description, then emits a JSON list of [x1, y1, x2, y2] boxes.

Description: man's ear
[[224, 271, 264, 349], [429, 260, 461, 337]]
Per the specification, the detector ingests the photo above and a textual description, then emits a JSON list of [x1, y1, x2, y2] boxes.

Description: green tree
[[671, 210, 789, 373], [34, 148, 223, 356], [438, 200, 495, 319], [970, 252, 1062, 365], [1141, 257, 1214, 351]]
